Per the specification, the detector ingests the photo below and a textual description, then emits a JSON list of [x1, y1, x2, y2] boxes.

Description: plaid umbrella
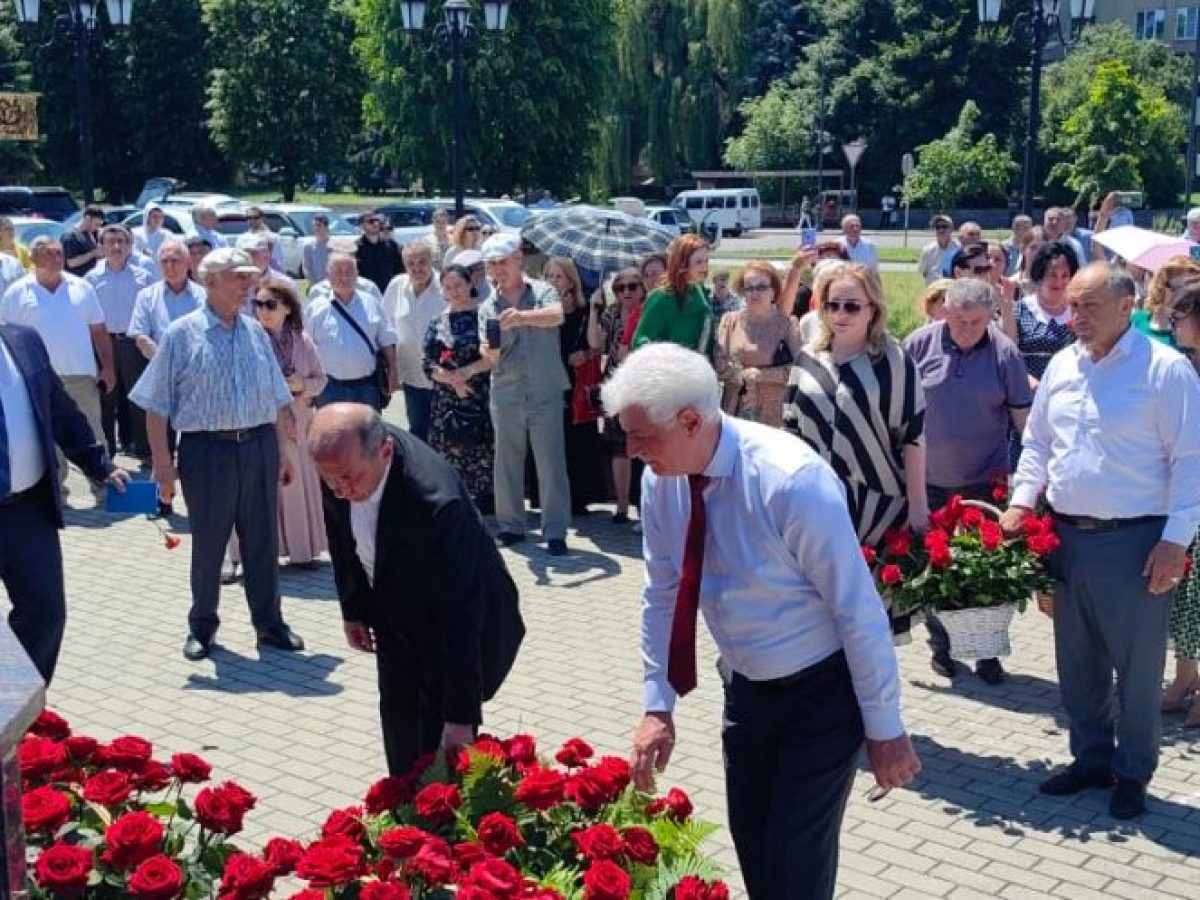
[[519, 205, 676, 272]]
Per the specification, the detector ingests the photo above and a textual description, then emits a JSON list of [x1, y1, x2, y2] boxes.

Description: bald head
[[1067, 262, 1137, 352], [309, 404, 393, 501]]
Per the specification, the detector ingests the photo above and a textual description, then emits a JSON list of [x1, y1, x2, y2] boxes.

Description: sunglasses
[[613, 282, 640, 293], [465, 225, 481, 232], [935, 225, 950, 231], [253, 298, 280, 311], [742, 282, 773, 294], [970, 264, 992, 274], [823, 300, 868, 315]]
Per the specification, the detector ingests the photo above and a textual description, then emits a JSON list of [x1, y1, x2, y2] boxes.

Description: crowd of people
[[2, 199, 1200, 898]]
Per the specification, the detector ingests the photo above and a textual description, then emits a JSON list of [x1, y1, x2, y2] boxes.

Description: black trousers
[[178, 428, 283, 642], [0, 479, 65, 684], [925, 482, 994, 658], [99, 334, 147, 456], [722, 651, 864, 900], [376, 628, 445, 776]]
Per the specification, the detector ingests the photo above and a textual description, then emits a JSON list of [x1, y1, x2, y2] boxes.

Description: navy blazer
[[0, 323, 111, 527], [322, 425, 525, 726]]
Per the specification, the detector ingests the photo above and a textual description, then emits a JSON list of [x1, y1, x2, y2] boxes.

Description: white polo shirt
[[0, 274, 104, 377], [0, 334, 47, 494], [304, 290, 397, 381]]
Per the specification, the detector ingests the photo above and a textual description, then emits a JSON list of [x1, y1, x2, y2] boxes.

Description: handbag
[[770, 337, 794, 368], [570, 355, 604, 424], [329, 298, 392, 408]]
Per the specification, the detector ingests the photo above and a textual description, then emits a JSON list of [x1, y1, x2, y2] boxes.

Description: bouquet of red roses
[[19, 710, 251, 900], [863, 495, 1059, 615]]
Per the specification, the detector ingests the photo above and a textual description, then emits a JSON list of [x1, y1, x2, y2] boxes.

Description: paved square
[[8, 447, 1200, 898]]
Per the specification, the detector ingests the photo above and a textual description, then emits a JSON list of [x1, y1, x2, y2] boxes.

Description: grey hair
[[308, 407, 387, 458], [600, 343, 720, 427], [402, 241, 432, 262], [193, 205, 216, 218], [156, 238, 188, 260], [944, 279, 995, 312], [28, 234, 60, 253], [1106, 266, 1137, 301], [100, 224, 132, 243]]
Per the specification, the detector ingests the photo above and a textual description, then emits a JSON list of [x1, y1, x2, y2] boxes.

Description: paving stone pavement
[[8, 447, 1200, 899]]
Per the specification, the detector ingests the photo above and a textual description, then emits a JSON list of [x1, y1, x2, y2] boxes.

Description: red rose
[[880, 564, 903, 586], [296, 835, 363, 888], [404, 752, 437, 782], [409, 837, 454, 884], [514, 767, 565, 811], [620, 827, 658, 865], [262, 838, 304, 876], [30, 710, 71, 740], [102, 736, 154, 772], [929, 508, 953, 532], [170, 753, 212, 783], [1022, 515, 1047, 536], [361, 883, 412, 900], [673, 876, 708, 900], [1027, 532, 1061, 557], [649, 787, 693, 821], [19, 735, 67, 780], [471, 737, 508, 762], [364, 776, 410, 814], [321, 806, 365, 841], [594, 756, 632, 797], [289, 892, 326, 900], [992, 485, 1008, 502], [884, 528, 913, 557], [195, 782, 257, 835], [218, 853, 275, 900], [707, 883, 730, 900], [23, 786, 71, 834], [582, 859, 632, 900], [128, 854, 183, 900], [65, 735, 98, 762], [413, 783, 462, 823], [452, 841, 488, 868], [923, 530, 950, 551], [572, 824, 624, 861], [34, 842, 93, 897], [1185, 555, 1194, 577], [379, 826, 431, 859], [960, 508, 985, 528], [135, 760, 173, 792], [565, 768, 610, 810], [476, 812, 524, 855], [103, 811, 164, 869], [554, 737, 595, 768], [502, 733, 537, 765], [459, 858, 523, 895], [82, 770, 134, 806], [929, 544, 953, 568], [527, 891, 566, 900], [979, 521, 1003, 551], [860, 546, 877, 565]]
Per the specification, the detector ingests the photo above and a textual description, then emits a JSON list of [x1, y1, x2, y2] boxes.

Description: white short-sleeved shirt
[[0, 274, 104, 377], [304, 290, 397, 380]]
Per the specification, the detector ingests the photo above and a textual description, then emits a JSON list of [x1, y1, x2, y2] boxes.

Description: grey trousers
[[1053, 518, 1174, 785], [177, 428, 284, 643], [59, 374, 104, 488], [490, 389, 571, 540]]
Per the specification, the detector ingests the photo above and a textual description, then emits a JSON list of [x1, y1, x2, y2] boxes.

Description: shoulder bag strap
[[329, 297, 377, 354]]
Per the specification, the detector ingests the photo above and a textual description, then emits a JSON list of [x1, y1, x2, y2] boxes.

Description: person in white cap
[[479, 232, 572, 555], [129, 247, 305, 662], [1185, 208, 1200, 243], [236, 232, 296, 315], [454, 249, 492, 302]]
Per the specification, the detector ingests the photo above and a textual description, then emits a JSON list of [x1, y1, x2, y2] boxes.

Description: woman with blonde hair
[[919, 278, 953, 322], [1136, 255, 1198, 348], [443, 214, 483, 268], [713, 260, 803, 427], [785, 262, 928, 641], [631, 234, 713, 352]]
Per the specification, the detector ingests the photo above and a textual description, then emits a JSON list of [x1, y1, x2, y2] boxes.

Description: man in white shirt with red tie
[[601, 343, 919, 900]]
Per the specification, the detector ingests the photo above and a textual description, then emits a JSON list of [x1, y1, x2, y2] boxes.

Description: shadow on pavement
[[912, 669, 1070, 730], [182, 646, 344, 697], [504, 541, 625, 588], [907, 733, 1200, 858]]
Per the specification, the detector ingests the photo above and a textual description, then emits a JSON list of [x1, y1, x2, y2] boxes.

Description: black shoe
[[495, 531, 525, 547], [156, 501, 174, 518], [1039, 765, 1115, 796], [183, 634, 211, 661], [257, 625, 305, 652], [612, 512, 630, 525], [1110, 778, 1147, 819], [930, 651, 958, 678], [547, 539, 569, 556], [975, 657, 1006, 685]]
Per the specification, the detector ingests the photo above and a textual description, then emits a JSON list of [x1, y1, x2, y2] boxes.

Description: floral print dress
[[423, 307, 494, 513]]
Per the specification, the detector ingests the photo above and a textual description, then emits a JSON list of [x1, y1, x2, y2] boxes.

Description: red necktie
[[668, 474, 709, 696]]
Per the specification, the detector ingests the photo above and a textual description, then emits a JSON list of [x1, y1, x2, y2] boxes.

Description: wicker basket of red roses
[[863, 495, 1059, 659]]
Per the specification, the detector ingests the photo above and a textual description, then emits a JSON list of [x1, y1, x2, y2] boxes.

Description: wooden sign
[[0, 93, 38, 141]]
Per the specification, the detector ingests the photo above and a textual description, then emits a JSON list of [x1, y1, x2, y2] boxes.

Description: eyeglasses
[[742, 282, 773, 294], [1168, 310, 1191, 329], [970, 264, 992, 274], [465, 225, 481, 232], [253, 298, 280, 311], [823, 300, 867, 315], [613, 282, 640, 293], [934, 224, 950, 231]]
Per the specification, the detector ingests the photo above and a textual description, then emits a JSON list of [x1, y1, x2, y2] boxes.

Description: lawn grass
[[880, 271, 926, 339], [715, 245, 920, 264]]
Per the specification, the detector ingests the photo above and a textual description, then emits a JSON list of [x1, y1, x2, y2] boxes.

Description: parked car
[[645, 205, 691, 236], [8, 215, 67, 247], [0, 186, 79, 222], [373, 198, 534, 246], [121, 207, 251, 242], [63, 206, 140, 228], [255, 203, 360, 277], [671, 187, 761, 236], [157, 192, 244, 210]]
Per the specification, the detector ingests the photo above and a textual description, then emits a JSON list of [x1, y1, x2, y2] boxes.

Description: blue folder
[[105, 480, 160, 515]]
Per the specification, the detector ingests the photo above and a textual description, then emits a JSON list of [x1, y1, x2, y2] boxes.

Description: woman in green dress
[[631, 234, 713, 354]]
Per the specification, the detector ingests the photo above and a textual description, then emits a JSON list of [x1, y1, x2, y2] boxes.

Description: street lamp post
[[977, 1, 1095, 217], [10, 0, 134, 204], [399, 0, 511, 220]]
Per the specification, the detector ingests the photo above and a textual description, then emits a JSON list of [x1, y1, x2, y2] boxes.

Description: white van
[[670, 188, 761, 236]]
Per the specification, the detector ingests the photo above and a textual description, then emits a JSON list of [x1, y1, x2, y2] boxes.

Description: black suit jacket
[[0, 323, 111, 527], [323, 425, 524, 725]]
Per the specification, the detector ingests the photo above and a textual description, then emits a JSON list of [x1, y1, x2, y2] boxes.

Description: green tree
[[206, 0, 364, 200], [904, 101, 1017, 211], [0, 3, 40, 182], [1048, 59, 1182, 209], [357, 0, 613, 197], [723, 80, 811, 172]]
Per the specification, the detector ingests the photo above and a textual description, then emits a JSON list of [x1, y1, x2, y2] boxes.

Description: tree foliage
[[1047, 59, 1182, 209], [205, 0, 364, 200], [0, 3, 39, 182], [904, 101, 1017, 211], [356, 0, 613, 197]]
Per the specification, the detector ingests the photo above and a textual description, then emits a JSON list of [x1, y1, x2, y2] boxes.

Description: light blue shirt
[[840, 236, 879, 269], [129, 305, 292, 431], [0, 254, 25, 296], [639, 414, 904, 740], [127, 280, 207, 343], [194, 225, 227, 250], [86, 261, 154, 333]]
